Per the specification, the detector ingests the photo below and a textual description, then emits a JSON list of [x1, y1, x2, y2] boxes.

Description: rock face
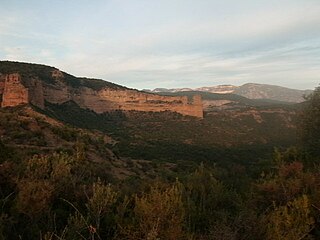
[[27, 77, 45, 109], [0, 73, 44, 108], [1, 74, 29, 107], [45, 71, 203, 118], [0, 69, 203, 118]]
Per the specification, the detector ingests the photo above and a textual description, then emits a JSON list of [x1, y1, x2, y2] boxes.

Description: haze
[[1, 0, 320, 90]]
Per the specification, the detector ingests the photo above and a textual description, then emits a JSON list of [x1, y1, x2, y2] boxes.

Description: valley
[[0, 61, 319, 240], [2, 1, 320, 239], [0, 61, 300, 178]]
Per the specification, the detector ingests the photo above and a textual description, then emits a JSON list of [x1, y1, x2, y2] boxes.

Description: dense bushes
[[0, 61, 124, 90], [1, 146, 319, 239], [0, 85, 319, 239], [299, 86, 320, 157]]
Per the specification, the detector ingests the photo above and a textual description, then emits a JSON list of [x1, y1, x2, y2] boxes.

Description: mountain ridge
[[0, 61, 203, 118], [147, 83, 312, 103]]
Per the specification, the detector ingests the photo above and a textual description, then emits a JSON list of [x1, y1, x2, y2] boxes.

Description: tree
[[300, 86, 320, 156]]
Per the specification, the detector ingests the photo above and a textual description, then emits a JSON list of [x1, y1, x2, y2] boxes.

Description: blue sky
[[1, 0, 319, 90]]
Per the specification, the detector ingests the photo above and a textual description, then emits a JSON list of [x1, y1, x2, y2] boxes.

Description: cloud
[[0, 0, 320, 90]]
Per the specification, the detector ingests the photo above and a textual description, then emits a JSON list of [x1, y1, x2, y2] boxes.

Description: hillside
[[151, 83, 312, 103], [0, 61, 298, 164], [1, 61, 318, 240], [40, 98, 298, 169], [1, 105, 185, 183], [2, 0, 320, 237], [234, 83, 312, 103], [0, 61, 203, 118], [0, 61, 125, 91]]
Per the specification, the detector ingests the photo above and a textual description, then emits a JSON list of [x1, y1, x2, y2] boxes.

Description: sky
[[0, 0, 320, 90]]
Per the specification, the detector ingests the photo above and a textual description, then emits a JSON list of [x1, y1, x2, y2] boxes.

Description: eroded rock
[[0, 71, 203, 118]]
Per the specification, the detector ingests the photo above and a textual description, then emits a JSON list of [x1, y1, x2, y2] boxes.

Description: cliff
[[0, 62, 203, 118], [0, 73, 44, 108], [1, 73, 29, 107]]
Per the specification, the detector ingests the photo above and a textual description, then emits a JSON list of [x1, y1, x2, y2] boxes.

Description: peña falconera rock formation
[[0, 62, 203, 118]]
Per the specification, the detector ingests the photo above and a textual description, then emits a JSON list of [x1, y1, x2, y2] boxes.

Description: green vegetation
[[44, 101, 297, 170], [0, 119, 317, 240], [0, 61, 125, 90], [1, 146, 320, 239], [0, 61, 56, 84], [0, 61, 319, 239], [43, 101, 126, 133], [299, 86, 320, 157]]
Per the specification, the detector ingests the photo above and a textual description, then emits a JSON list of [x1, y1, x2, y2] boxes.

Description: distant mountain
[[148, 85, 237, 94], [234, 83, 312, 103], [196, 85, 237, 94], [150, 87, 193, 93], [157, 91, 294, 112], [151, 83, 312, 103]]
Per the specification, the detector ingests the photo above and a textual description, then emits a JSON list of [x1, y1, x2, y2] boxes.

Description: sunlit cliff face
[[0, 71, 203, 118]]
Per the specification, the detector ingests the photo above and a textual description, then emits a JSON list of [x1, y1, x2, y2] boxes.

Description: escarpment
[[1, 73, 29, 107], [0, 62, 203, 118], [0, 73, 44, 109]]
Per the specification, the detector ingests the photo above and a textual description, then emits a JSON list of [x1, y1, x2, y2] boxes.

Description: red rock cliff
[[1, 74, 29, 107], [42, 70, 203, 117], [1, 71, 203, 118], [0, 73, 44, 109]]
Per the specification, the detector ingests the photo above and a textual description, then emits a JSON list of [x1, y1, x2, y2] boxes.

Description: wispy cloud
[[0, 0, 319, 90]]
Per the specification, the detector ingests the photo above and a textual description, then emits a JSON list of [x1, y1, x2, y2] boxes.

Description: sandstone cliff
[[0, 62, 203, 118], [1, 73, 29, 108], [47, 70, 203, 118], [0, 73, 44, 109]]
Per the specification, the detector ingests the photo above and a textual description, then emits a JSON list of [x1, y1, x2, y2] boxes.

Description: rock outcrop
[[1, 73, 29, 108], [75, 88, 203, 117], [0, 73, 44, 109], [45, 71, 203, 118], [0, 68, 203, 118]]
